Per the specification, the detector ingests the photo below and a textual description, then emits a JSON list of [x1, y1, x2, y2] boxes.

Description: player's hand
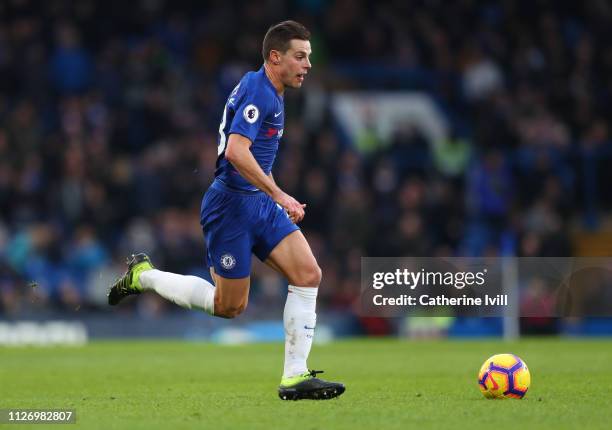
[[273, 191, 306, 223]]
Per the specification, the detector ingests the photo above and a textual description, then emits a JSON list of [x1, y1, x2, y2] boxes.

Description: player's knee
[[294, 264, 322, 288]]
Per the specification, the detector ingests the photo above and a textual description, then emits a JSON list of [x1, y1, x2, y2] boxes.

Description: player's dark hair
[[262, 20, 310, 63]]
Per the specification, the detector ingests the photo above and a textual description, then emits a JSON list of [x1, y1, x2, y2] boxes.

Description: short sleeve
[[229, 86, 270, 143]]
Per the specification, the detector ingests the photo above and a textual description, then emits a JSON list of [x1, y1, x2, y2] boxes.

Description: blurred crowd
[[1, 0, 612, 317]]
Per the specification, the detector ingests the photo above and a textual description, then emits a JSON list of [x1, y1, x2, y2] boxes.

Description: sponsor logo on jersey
[[265, 127, 284, 138]]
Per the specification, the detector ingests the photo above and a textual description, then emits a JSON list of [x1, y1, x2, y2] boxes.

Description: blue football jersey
[[215, 66, 284, 191]]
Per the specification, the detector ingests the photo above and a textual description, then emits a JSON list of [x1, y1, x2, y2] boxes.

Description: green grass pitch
[[1, 338, 611, 429]]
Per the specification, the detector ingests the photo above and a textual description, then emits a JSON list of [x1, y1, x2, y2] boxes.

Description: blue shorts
[[200, 179, 299, 279]]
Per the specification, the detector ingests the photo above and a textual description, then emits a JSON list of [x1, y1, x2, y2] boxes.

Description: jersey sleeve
[[228, 84, 271, 143]]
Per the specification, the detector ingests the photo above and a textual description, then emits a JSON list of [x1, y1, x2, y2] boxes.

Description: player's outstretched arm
[[225, 133, 305, 222]]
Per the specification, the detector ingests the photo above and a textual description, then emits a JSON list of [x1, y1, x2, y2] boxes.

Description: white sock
[[139, 269, 215, 315], [283, 285, 318, 379]]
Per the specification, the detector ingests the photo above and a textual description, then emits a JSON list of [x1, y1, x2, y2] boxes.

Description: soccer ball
[[478, 353, 531, 399]]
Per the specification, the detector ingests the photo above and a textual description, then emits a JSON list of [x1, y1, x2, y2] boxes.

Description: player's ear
[[270, 50, 281, 65]]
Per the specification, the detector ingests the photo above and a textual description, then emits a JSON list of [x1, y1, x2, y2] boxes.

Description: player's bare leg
[[266, 230, 321, 287], [209, 268, 250, 318], [266, 230, 345, 400]]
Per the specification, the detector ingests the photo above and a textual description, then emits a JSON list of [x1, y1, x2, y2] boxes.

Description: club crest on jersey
[[220, 253, 236, 270], [243, 104, 259, 124]]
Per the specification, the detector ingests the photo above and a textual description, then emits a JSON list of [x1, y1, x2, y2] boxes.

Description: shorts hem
[[210, 270, 251, 279], [255, 225, 300, 262]]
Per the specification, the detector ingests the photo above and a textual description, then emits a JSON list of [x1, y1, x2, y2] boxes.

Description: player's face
[[279, 39, 312, 89]]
